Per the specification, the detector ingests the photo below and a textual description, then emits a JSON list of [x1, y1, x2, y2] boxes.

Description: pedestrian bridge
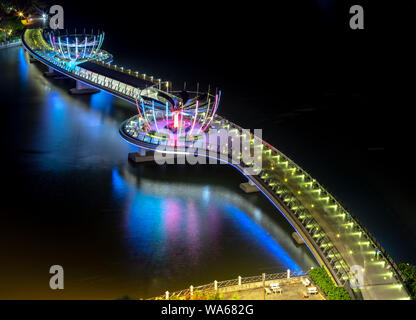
[[22, 28, 410, 300]]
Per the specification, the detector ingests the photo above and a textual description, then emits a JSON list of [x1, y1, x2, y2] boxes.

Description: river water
[[0, 46, 317, 299]]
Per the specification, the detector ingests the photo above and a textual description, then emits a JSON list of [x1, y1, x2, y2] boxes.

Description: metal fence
[[0, 39, 21, 49], [150, 270, 306, 300]]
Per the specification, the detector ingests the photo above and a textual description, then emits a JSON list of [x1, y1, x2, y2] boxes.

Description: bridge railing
[[211, 116, 351, 285], [0, 39, 21, 48], [149, 270, 306, 300], [260, 137, 407, 286], [214, 115, 407, 291], [23, 29, 158, 103], [94, 59, 167, 88]]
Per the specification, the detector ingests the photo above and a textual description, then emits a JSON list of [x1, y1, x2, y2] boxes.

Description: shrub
[[398, 263, 416, 300], [309, 267, 351, 300]]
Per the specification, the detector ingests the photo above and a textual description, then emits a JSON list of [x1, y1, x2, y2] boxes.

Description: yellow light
[[336, 234, 340, 238], [311, 204, 314, 208]]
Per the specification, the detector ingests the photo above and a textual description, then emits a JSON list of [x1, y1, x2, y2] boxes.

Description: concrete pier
[[29, 55, 37, 63], [292, 232, 304, 245], [128, 150, 155, 163], [69, 80, 100, 95], [44, 67, 62, 78]]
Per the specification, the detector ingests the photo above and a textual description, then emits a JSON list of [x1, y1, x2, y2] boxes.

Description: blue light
[[111, 167, 127, 199], [18, 48, 28, 87], [90, 90, 114, 114], [224, 204, 301, 271], [117, 138, 322, 267]]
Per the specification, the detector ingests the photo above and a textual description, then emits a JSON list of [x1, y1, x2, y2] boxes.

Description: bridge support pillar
[[44, 66, 62, 78], [239, 181, 260, 193], [69, 80, 100, 95], [29, 54, 37, 63], [128, 149, 154, 163]]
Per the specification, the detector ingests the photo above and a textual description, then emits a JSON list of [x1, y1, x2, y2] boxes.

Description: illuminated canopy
[[135, 86, 221, 138], [45, 29, 105, 62]]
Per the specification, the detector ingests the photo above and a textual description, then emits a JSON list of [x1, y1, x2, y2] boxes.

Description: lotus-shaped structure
[[135, 86, 221, 138], [45, 29, 105, 62]]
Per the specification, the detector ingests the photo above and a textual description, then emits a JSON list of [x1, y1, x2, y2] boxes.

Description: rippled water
[[0, 47, 317, 299]]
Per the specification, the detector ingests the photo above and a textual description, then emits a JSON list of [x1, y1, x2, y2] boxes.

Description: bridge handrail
[[93, 59, 165, 87], [0, 39, 22, 48], [214, 115, 351, 282], [215, 115, 407, 288]]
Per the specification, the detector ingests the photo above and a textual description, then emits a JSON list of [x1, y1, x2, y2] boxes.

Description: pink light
[[135, 96, 150, 131], [174, 111, 179, 129], [189, 100, 199, 136]]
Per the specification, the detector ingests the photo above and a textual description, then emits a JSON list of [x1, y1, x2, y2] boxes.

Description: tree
[[398, 263, 416, 300], [309, 267, 351, 300], [0, 15, 24, 40]]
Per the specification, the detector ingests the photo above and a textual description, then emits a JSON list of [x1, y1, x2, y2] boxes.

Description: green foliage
[[309, 267, 351, 300], [208, 291, 223, 300], [165, 290, 224, 300], [0, 15, 24, 41], [398, 263, 416, 300]]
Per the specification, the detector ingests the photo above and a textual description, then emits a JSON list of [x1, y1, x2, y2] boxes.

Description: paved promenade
[[221, 279, 325, 300]]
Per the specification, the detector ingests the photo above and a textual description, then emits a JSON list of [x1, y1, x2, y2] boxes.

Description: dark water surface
[[2, 1, 416, 298], [0, 47, 317, 299]]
